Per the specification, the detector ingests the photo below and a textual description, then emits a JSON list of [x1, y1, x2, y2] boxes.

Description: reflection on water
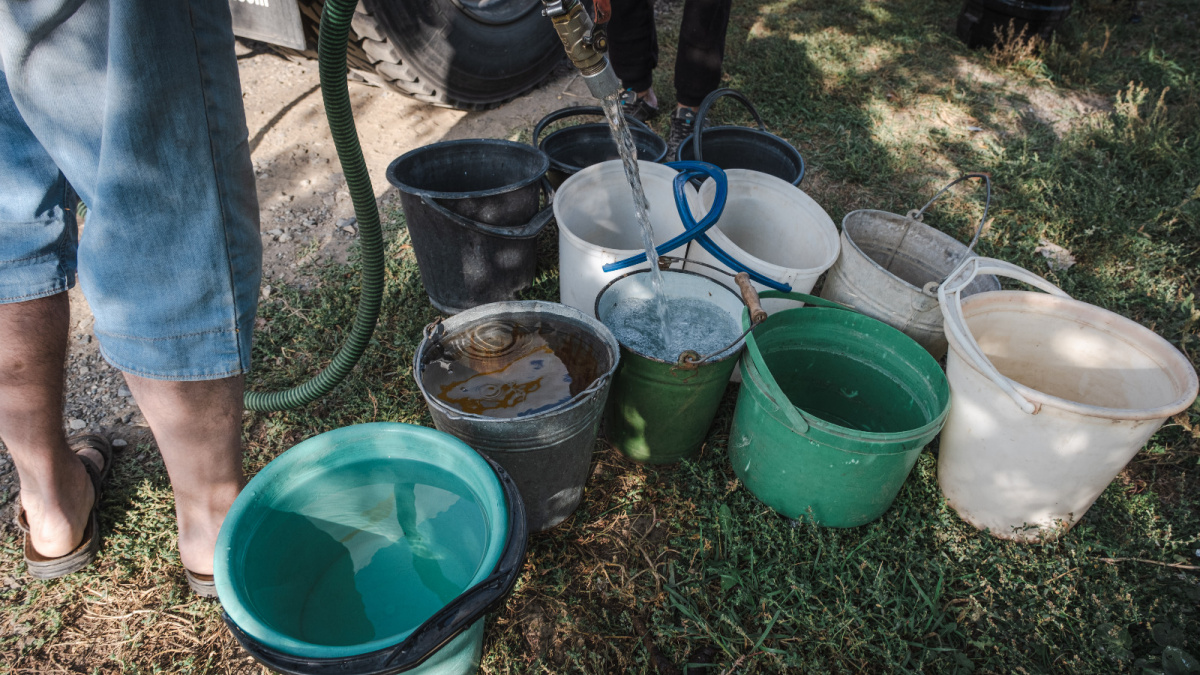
[[242, 461, 487, 647], [422, 317, 605, 418]]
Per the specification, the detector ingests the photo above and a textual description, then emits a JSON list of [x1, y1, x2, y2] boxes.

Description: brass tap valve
[[542, 0, 620, 99]]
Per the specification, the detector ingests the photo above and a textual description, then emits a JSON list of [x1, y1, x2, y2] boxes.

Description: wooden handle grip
[[735, 272, 767, 324]]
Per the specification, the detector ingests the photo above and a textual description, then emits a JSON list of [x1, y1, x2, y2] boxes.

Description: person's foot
[[618, 87, 660, 122], [20, 434, 112, 577], [666, 106, 698, 160]]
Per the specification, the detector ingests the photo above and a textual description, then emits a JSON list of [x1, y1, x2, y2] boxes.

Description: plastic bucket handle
[[533, 105, 652, 149], [938, 256, 1071, 415], [739, 290, 855, 434], [418, 178, 555, 241], [691, 88, 806, 186], [222, 452, 528, 675]]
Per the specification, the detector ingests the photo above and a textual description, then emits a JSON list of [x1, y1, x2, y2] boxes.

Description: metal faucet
[[542, 0, 621, 100]]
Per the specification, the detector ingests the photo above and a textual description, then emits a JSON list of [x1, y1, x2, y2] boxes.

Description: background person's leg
[[607, 0, 659, 94], [674, 0, 733, 108], [122, 375, 244, 576]]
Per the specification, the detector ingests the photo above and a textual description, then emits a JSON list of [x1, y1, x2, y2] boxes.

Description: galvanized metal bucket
[[819, 174, 1000, 358], [595, 268, 766, 464], [413, 301, 619, 532]]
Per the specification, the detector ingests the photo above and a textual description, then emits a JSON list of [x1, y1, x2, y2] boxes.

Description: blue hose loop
[[602, 161, 728, 272], [601, 161, 792, 291]]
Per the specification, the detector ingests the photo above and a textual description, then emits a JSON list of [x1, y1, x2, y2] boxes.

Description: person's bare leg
[[0, 293, 105, 558], [123, 374, 244, 576]]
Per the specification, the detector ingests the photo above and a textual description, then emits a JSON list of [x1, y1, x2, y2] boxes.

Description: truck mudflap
[[228, 0, 306, 51]]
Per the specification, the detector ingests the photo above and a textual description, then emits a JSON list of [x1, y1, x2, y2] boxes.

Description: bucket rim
[[840, 208, 985, 297], [948, 289, 1200, 420], [413, 300, 622, 424], [539, 125, 668, 175], [743, 297, 952, 445], [214, 422, 513, 660], [696, 169, 840, 278], [594, 268, 746, 365], [385, 139, 550, 200], [553, 160, 700, 255]]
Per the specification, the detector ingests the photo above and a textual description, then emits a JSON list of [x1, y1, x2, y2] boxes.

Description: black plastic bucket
[[675, 89, 806, 187], [387, 139, 553, 314], [535, 106, 668, 189], [956, 0, 1073, 49]]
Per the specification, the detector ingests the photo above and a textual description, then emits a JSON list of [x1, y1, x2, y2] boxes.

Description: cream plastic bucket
[[686, 169, 839, 314], [554, 160, 700, 314], [937, 257, 1199, 542]]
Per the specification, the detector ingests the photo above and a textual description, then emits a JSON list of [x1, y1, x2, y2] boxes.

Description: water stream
[[599, 95, 673, 353]]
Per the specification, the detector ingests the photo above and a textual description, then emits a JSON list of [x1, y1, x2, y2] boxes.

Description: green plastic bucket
[[595, 269, 748, 464], [215, 423, 527, 674], [730, 292, 950, 527]]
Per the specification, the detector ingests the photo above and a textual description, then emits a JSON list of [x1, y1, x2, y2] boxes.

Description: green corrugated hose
[[243, 0, 384, 410]]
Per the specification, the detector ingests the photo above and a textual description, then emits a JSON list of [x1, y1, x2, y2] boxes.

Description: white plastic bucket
[[937, 257, 1199, 542], [555, 160, 701, 314], [686, 169, 839, 314]]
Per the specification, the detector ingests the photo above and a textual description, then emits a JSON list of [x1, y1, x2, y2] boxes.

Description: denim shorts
[[0, 0, 261, 380]]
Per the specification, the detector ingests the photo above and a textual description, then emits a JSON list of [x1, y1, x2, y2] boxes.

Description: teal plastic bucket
[[215, 423, 527, 674]]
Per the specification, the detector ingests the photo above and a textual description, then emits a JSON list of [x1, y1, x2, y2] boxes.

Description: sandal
[[185, 568, 219, 599], [20, 434, 113, 579]]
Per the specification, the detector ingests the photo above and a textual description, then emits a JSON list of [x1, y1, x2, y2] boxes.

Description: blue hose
[[602, 161, 791, 291]]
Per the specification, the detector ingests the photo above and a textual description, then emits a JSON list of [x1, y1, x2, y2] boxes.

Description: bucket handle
[[690, 88, 806, 185], [675, 272, 769, 367], [738, 290, 858, 433], [912, 171, 988, 255], [418, 178, 555, 241], [221, 454, 529, 675], [691, 88, 768, 164], [533, 105, 653, 149], [938, 256, 1071, 415]]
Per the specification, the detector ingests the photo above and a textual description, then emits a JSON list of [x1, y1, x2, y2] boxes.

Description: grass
[[3, 0, 1199, 672]]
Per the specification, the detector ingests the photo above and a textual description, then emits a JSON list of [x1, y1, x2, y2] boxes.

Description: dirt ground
[[0, 42, 589, 535]]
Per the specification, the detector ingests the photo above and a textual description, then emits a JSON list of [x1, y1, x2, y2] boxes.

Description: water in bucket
[[239, 459, 488, 648], [422, 317, 606, 418], [604, 297, 741, 362], [599, 95, 674, 352]]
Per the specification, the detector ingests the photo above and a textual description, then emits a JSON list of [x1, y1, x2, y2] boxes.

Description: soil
[[0, 41, 590, 534]]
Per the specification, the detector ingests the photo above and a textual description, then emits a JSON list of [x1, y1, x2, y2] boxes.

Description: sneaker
[[618, 88, 659, 122], [666, 106, 697, 160]]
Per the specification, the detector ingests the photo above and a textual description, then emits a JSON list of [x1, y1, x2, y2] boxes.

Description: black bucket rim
[[222, 444, 528, 675], [674, 126, 805, 186], [385, 138, 550, 201], [413, 300, 622, 425], [540, 124, 669, 176]]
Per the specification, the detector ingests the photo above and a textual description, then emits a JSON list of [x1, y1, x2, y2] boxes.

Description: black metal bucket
[[387, 139, 554, 314], [675, 89, 806, 186], [535, 106, 668, 189], [956, 0, 1073, 49]]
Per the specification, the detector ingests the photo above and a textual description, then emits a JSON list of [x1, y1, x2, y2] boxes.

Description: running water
[[599, 95, 673, 353], [605, 297, 742, 363]]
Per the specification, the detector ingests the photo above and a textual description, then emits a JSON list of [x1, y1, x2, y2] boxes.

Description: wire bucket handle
[[907, 172, 992, 256]]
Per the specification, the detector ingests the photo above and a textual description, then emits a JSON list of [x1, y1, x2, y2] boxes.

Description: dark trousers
[[607, 0, 733, 107]]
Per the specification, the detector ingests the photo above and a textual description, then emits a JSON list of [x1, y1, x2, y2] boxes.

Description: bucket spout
[[542, 0, 620, 99]]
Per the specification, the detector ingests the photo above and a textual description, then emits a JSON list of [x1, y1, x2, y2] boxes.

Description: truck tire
[[287, 0, 564, 110]]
